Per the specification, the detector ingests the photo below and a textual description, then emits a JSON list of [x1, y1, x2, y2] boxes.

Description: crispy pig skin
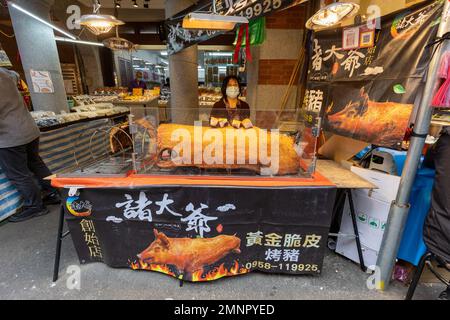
[[156, 124, 300, 176], [327, 101, 413, 147]]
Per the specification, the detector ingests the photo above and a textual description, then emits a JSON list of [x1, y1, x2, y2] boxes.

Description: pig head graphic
[[137, 229, 241, 275]]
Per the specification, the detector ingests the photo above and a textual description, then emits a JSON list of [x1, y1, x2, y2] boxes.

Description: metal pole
[[376, 1, 450, 290]]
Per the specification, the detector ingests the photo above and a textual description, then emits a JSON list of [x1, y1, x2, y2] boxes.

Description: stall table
[[51, 172, 340, 283], [50, 160, 378, 283], [316, 160, 377, 272], [0, 114, 128, 222], [112, 96, 159, 109]]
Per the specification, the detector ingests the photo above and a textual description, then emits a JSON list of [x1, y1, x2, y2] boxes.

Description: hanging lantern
[[103, 27, 136, 51], [306, 2, 360, 30]]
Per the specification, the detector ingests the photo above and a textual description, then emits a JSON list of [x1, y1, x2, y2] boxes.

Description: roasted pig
[[138, 229, 241, 275], [155, 123, 300, 176], [326, 100, 413, 147]]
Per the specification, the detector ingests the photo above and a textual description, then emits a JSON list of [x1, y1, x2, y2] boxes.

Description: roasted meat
[[137, 229, 241, 275], [156, 123, 300, 176], [326, 100, 413, 147]]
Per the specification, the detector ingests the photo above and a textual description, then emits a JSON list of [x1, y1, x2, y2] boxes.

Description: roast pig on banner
[[137, 229, 241, 276]]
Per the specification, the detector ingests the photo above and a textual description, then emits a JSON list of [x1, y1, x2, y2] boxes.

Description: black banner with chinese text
[[166, 0, 307, 54], [303, 1, 443, 149], [64, 185, 336, 282]]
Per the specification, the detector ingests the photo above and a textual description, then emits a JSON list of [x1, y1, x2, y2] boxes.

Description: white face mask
[[226, 86, 240, 99]]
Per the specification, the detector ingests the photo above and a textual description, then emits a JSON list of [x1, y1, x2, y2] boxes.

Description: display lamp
[[78, 1, 125, 36], [306, 2, 360, 30], [182, 1, 248, 31], [103, 27, 136, 51]]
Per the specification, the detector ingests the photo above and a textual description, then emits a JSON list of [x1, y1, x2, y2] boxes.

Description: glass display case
[[128, 107, 319, 178], [54, 106, 319, 179]]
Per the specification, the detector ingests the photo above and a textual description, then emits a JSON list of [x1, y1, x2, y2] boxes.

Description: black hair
[[221, 75, 242, 102]]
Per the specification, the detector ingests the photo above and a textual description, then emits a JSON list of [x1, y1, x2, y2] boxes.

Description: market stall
[[0, 105, 130, 222], [48, 105, 352, 283], [1, 0, 447, 297]]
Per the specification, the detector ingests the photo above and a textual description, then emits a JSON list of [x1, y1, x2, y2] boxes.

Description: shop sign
[[63, 186, 336, 282], [304, 1, 443, 149], [166, 0, 308, 55]]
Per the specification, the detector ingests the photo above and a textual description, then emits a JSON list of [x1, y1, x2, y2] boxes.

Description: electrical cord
[[0, 28, 14, 38], [426, 31, 450, 63]]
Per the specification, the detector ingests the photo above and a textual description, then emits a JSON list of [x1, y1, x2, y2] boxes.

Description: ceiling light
[[9, 2, 76, 40], [115, 0, 121, 8], [133, 0, 139, 8], [182, 1, 248, 31], [78, 1, 125, 35], [79, 14, 125, 35], [209, 52, 233, 56], [306, 2, 360, 30], [183, 13, 248, 30], [55, 36, 104, 47], [103, 27, 136, 51]]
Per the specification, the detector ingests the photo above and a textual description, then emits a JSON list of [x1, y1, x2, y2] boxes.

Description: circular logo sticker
[[66, 196, 92, 217]]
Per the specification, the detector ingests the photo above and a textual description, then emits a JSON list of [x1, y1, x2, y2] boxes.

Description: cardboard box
[[335, 235, 379, 272], [350, 166, 400, 203], [336, 166, 401, 265], [338, 190, 391, 252]]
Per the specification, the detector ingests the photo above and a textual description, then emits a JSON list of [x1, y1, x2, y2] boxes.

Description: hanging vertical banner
[[166, 0, 307, 55], [303, 0, 443, 149]]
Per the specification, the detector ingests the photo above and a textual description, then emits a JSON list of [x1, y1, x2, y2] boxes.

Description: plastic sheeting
[[397, 168, 435, 266]]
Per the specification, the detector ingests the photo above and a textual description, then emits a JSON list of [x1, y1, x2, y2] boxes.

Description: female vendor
[[210, 76, 253, 129]]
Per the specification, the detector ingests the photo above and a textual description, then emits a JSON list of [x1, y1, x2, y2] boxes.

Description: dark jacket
[[423, 127, 450, 263], [210, 99, 250, 124], [128, 80, 147, 93]]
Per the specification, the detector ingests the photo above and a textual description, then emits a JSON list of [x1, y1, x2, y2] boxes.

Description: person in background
[[0, 67, 60, 223], [210, 75, 253, 129], [128, 71, 147, 93], [423, 126, 450, 300]]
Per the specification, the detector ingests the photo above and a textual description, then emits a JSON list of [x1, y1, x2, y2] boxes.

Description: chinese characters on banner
[[165, 0, 307, 55], [304, 1, 442, 149], [80, 219, 102, 260], [64, 186, 336, 281], [115, 192, 217, 238], [246, 231, 322, 268]]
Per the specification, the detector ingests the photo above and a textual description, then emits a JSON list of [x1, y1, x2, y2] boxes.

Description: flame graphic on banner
[[129, 260, 177, 277], [191, 261, 249, 282], [129, 260, 249, 282]]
